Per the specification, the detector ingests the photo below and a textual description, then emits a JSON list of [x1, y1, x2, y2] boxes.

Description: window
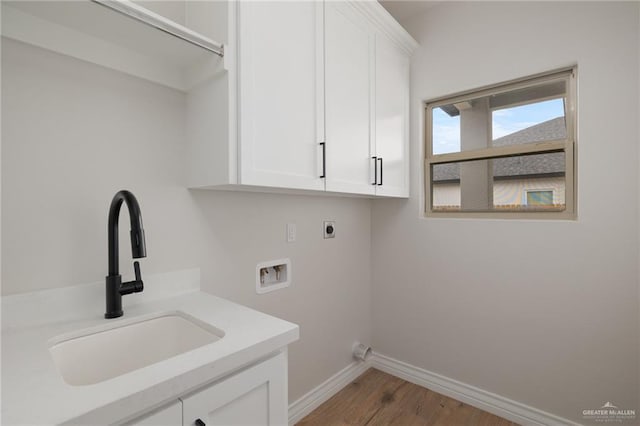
[[426, 68, 576, 218], [526, 190, 554, 206]]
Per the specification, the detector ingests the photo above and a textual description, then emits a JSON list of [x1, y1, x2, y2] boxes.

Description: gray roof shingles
[[433, 117, 567, 182]]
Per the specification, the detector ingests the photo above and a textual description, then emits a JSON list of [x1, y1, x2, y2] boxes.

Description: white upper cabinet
[[5, 0, 418, 197], [373, 33, 411, 197], [325, 3, 375, 195], [237, 2, 325, 190], [184, 1, 418, 198], [325, 3, 414, 198]]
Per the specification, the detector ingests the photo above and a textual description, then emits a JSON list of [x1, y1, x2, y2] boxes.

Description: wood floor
[[297, 369, 518, 426]]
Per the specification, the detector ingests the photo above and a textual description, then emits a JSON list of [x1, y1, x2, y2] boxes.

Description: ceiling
[[378, 1, 440, 23]]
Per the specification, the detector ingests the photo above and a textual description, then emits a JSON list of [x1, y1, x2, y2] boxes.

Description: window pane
[[431, 162, 460, 210], [526, 190, 553, 205], [431, 78, 567, 155], [493, 98, 566, 143], [431, 152, 566, 212], [432, 107, 460, 154]]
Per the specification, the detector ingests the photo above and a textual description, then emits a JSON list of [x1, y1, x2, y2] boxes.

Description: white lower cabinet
[[182, 352, 288, 426], [129, 351, 288, 426]]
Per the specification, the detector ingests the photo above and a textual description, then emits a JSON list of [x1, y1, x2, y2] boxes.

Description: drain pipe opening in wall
[[352, 342, 372, 361]]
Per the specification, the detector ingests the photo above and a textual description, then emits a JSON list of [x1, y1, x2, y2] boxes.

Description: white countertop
[[1, 269, 299, 425]]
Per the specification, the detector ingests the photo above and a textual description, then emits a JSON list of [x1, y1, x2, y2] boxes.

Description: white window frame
[[424, 67, 577, 219]]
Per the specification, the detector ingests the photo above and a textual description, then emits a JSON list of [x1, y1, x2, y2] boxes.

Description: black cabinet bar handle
[[320, 142, 326, 178], [371, 156, 377, 185], [195, 419, 206, 426], [378, 157, 383, 186]]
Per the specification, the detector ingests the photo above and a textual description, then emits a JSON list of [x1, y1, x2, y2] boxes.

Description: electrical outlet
[[323, 220, 336, 239]]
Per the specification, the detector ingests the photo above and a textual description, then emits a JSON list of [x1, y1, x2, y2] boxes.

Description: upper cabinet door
[[324, 3, 375, 195], [374, 34, 410, 197], [238, 2, 325, 190]]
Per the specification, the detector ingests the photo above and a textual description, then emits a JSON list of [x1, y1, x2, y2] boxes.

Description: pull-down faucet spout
[[105, 190, 147, 319]]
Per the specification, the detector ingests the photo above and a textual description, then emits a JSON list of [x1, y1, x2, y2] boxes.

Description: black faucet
[[105, 190, 147, 319]]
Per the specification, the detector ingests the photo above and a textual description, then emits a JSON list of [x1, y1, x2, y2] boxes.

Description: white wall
[[371, 2, 639, 423], [4, 2, 640, 421], [1, 38, 372, 402]]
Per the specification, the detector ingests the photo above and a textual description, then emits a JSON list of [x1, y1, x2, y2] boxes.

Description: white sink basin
[[49, 312, 224, 386]]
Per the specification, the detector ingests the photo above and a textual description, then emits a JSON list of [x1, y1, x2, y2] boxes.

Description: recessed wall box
[[256, 259, 291, 294]]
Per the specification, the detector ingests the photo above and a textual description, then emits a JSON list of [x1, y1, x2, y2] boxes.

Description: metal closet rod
[[92, 0, 224, 57]]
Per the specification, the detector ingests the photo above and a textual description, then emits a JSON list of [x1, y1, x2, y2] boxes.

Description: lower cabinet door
[[181, 351, 288, 426]]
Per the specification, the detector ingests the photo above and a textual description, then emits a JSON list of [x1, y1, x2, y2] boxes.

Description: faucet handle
[[134, 261, 142, 282], [120, 262, 144, 295]]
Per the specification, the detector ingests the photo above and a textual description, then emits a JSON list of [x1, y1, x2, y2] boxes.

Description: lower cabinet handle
[[195, 419, 206, 426], [378, 157, 383, 186], [371, 156, 378, 185]]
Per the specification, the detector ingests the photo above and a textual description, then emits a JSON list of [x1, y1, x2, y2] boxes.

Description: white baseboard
[[370, 352, 581, 426], [288, 360, 371, 425], [288, 352, 580, 426]]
